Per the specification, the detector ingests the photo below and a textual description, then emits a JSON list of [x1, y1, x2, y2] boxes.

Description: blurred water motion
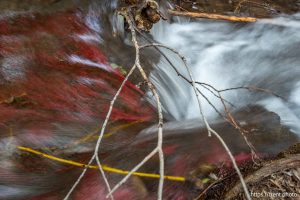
[[0, 0, 299, 199]]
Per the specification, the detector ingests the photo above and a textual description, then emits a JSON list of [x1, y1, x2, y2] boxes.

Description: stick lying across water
[[168, 10, 257, 22]]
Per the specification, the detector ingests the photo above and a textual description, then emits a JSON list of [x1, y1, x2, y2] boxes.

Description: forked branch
[[107, 8, 165, 200], [63, 61, 138, 200], [141, 42, 251, 200]]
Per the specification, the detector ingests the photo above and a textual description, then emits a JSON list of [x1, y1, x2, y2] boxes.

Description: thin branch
[[141, 41, 276, 162], [197, 88, 225, 118], [110, 8, 165, 200], [106, 148, 158, 197], [179, 47, 252, 200], [168, 9, 257, 22], [219, 85, 286, 100], [63, 154, 96, 200], [195, 82, 237, 108], [234, 0, 248, 14], [209, 128, 252, 200], [141, 42, 251, 200], [63, 62, 138, 200], [217, 91, 260, 164]]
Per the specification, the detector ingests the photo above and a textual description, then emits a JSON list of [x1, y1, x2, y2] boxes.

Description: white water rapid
[[149, 13, 300, 136]]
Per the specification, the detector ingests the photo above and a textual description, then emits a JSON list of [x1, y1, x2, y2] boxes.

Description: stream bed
[[0, 0, 299, 199]]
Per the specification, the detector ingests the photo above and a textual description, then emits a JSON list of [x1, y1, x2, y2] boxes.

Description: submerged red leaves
[[0, 9, 156, 200], [0, 11, 155, 125]]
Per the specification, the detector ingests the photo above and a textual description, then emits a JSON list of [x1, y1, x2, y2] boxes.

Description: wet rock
[[110, 105, 299, 199], [233, 105, 299, 155]]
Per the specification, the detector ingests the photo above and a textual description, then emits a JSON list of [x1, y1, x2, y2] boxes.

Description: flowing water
[[150, 14, 300, 134], [0, 0, 299, 199]]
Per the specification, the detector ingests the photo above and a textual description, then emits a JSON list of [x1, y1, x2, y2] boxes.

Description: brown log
[[168, 10, 257, 23]]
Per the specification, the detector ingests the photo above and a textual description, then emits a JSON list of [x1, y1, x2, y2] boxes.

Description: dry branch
[[63, 2, 270, 199], [106, 8, 165, 200], [63, 62, 138, 200], [140, 42, 252, 200], [168, 10, 257, 22]]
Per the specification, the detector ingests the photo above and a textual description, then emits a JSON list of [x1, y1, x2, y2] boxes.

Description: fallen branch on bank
[[168, 10, 257, 22]]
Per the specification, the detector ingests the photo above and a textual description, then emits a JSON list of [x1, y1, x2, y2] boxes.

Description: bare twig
[[168, 9, 257, 22], [107, 148, 158, 197], [217, 90, 260, 164], [106, 8, 165, 200], [141, 42, 251, 200], [207, 128, 252, 200], [176, 48, 251, 200], [64, 2, 280, 199], [63, 62, 138, 200], [219, 85, 285, 100], [141, 34, 284, 165], [234, 0, 248, 14]]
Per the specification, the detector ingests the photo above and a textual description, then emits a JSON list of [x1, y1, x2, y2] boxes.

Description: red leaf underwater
[[0, 11, 154, 124], [0, 10, 156, 200]]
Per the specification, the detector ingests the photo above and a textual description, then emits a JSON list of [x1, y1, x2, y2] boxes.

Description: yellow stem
[[17, 146, 185, 182]]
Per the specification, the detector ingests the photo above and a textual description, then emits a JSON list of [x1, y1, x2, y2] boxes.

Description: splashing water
[[150, 13, 300, 135]]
